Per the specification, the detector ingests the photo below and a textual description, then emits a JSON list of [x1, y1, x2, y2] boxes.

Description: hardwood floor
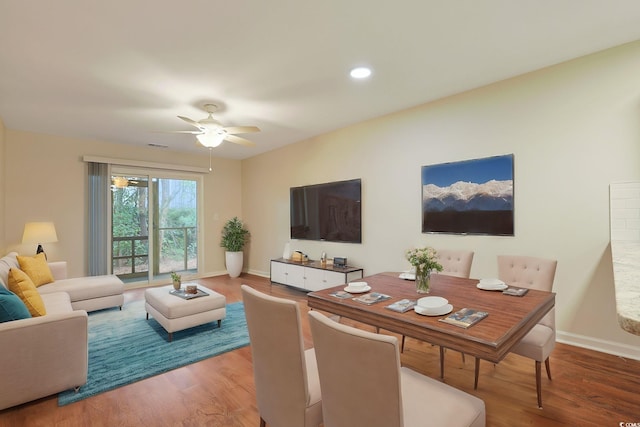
[[1, 274, 639, 426]]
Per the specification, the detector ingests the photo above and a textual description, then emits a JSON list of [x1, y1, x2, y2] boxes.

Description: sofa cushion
[[0, 286, 32, 323], [8, 268, 47, 317], [0, 252, 20, 289], [41, 292, 75, 314], [17, 253, 54, 287], [38, 275, 124, 302]]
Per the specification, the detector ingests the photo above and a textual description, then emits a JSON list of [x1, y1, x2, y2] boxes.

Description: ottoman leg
[[217, 319, 222, 328], [146, 312, 149, 320], [168, 332, 173, 342]]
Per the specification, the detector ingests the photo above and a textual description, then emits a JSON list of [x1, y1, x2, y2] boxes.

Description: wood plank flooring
[[1, 274, 639, 426]]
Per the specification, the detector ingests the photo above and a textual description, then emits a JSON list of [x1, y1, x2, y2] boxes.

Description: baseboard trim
[[557, 331, 640, 361], [247, 269, 269, 278]]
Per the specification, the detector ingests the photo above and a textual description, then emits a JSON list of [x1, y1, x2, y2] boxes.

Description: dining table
[[307, 271, 555, 380]]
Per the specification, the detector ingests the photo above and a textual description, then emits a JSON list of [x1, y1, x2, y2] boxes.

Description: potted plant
[[220, 217, 250, 278], [170, 271, 182, 290]]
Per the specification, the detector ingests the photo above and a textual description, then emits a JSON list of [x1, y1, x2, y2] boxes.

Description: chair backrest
[[497, 255, 557, 328], [308, 310, 404, 427], [241, 285, 312, 427], [436, 249, 474, 278]]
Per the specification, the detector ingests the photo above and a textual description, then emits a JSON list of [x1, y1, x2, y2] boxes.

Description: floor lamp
[[22, 222, 58, 259]]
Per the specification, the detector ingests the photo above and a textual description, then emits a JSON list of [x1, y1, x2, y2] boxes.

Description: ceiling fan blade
[[178, 116, 205, 130], [162, 130, 203, 134], [225, 134, 256, 147], [224, 126, 260, 135]]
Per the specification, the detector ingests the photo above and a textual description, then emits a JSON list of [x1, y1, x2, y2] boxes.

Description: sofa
[[0, 252, 125, 410], [0, 252, 125, 313]]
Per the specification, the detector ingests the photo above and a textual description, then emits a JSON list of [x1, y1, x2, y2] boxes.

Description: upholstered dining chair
[[436, 249, 475, 279], [240, 285, 322, 427], [308, 310, 485, 427], [474, 255, 557, 408]]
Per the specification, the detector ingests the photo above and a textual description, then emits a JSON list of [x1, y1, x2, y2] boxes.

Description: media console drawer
[[270, 258, 363, 292]]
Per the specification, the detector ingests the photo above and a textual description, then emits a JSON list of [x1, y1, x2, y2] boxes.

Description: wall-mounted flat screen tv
[[290, 179, 362, 243]]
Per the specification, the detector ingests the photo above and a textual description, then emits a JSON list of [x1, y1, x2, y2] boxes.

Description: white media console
[[270, 258, 364, 292]]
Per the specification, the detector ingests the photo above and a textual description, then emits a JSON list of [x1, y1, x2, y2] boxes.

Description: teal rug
[[58, 299, 249, 406]]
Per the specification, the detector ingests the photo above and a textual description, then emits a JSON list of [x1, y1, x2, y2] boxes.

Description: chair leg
[[400, 335, 406, 353], [260, 417, 266, 427], [439, 346, 445, 379], [545, 357, 552, 380], [474, 358, 480, 390], [535, 360, 543, 408]]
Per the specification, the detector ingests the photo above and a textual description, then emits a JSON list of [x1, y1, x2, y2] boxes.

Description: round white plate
[[414, 304, 453, 316], [476, 283, 508, 291], [417, 296, 449, 309], [478, 278, 505, 286], [348, 281, 368, 288], [344, 285, 371, 293]]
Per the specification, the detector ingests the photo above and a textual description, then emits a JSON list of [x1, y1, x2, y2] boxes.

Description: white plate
[[348, 281, 368, 288], [478, 278, 505, 286], [414, 304, 453, 316], [344, 285, 371, 293], [417, 296, 449, 309], [477, 283, 508, 291]]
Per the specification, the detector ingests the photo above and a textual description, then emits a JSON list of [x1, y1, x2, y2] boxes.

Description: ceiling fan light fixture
[[196, 132, 225, 148], [112, 176, 129, 188], [350, 66, 372, 79]]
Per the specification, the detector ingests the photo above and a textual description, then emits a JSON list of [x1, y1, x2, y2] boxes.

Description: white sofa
[[0, 252, 125, 313], [0, 252, 125, 410], [0, 290, 88, 410], [41, 261, 125, 312]]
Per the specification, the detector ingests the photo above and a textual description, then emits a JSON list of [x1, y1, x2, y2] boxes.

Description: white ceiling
[[2, 1, 640, 160]]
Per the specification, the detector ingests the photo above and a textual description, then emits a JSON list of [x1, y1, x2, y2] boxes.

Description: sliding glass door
[[111, 168, 201, 284], [154, 177, 198, 275]]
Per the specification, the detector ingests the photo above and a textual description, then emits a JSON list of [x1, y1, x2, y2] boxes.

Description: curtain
[[88, 162, 109, 275]]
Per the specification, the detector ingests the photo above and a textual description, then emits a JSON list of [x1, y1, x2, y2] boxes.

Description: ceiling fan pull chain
[[209, 147, 213, 172]]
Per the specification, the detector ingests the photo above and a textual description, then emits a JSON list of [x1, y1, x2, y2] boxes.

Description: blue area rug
[[58, 299, 249, 406]]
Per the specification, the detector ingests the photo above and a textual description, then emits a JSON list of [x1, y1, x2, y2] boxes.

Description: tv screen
[[290, 179, 362, 243]]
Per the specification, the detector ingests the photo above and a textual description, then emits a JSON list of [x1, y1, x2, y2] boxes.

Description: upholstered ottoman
[[144, 285, 226, 341]]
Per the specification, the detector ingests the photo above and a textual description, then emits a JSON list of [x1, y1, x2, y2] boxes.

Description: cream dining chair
[[241, 285, 322, 427], [308, 310, 485, 427], [436, 249, 475, 279], [474, 255, 557, 408], [400, 249, 474, 378]]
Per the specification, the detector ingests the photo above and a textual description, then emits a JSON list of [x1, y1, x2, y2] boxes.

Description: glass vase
[[415, 266, 430, 294]]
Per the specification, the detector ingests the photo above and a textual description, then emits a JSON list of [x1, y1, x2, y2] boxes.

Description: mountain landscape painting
[[422, 154, 514, 235]]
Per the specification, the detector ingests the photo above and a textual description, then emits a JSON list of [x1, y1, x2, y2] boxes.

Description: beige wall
[[0, 117, 5, 251], [2, 130, 243, 279], [242, 41, 640, 357]]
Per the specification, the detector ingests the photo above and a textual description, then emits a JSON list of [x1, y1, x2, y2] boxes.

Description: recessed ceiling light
[[350, 67, 372, 79]]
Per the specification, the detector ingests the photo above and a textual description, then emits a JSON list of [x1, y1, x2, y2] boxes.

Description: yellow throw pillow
[[8, 268, 47, 317], [17, 253, 54, 287]]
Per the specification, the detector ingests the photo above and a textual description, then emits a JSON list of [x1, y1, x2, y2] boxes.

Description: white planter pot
[[225, 251, 244, 278]]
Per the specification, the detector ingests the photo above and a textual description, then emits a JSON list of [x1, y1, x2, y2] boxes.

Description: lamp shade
[[22, 222, 58, 244], [196, 132, 225, 148]]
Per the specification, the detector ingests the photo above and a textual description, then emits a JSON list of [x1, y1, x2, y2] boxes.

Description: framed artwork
[[422, 154, 514, 235]]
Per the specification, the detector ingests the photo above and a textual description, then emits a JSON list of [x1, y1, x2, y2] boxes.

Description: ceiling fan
[[171, 104, 260, 148]]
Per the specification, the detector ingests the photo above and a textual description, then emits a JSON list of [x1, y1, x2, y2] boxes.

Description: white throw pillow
[[0, 252, 20, 289]]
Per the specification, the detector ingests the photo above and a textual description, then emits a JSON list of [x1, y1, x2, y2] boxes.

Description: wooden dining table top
[[307, 272, 555, 363]]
